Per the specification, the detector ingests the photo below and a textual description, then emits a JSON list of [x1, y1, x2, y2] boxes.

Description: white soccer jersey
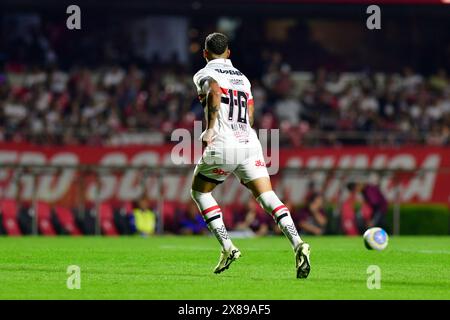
[[193, 59, 269, 184], [193, 58, 258, 147]]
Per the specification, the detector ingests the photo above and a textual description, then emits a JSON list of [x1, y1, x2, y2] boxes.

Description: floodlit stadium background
[[0, 0, 450, 237]]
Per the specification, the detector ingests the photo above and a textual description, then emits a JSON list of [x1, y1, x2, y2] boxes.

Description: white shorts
[[194, 143, 270, 185]]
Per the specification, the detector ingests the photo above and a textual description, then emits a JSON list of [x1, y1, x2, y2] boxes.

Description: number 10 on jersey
[[225, 89, 248, 124]]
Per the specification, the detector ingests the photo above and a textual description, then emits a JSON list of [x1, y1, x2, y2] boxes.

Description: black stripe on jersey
[[221, 97, 229, 104], [276, 213, 289, 224], [199, 76, 213, 88], [205, 215, 221, 224]]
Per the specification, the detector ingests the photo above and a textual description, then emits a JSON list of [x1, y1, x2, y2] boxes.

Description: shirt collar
[[207, 58, 233, 67]]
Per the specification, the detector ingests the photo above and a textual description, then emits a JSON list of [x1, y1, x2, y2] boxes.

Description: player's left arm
[[248, 98, 255, 127]]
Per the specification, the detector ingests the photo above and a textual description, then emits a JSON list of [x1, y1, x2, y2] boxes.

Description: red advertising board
[[0, 143, 449, 206]]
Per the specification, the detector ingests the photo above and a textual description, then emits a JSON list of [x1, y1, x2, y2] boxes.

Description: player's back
[[193, 59, 257, 148]]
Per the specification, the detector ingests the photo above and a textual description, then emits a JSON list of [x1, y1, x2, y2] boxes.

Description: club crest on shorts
[[255, 160, 266, 167], [212, 168, 229, 176]]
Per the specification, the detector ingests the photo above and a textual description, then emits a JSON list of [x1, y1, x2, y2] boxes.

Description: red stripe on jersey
[[202, 205, 221, 215], [220, 87, 228, 95], [272, 205, 287, 216], [245, 92, 254, 104]]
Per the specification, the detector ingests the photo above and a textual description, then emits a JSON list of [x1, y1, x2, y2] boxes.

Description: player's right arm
[[245, 78, 255, 127]]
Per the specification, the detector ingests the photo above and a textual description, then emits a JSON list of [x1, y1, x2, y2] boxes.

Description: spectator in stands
[[233, 200, 270, 236], [347, 182, 388, 230], [295, 192, 328, 235], [178, 202, 208, 235], [131, 196, 156, 236]]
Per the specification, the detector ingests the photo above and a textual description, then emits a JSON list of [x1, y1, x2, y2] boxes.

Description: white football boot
[[213, 245, 241, 274], [295, 242, 311, 279]]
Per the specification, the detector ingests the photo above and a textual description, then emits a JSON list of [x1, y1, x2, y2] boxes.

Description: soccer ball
[[363, 227, 388, 251]]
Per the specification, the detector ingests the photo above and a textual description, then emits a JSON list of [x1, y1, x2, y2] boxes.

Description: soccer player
[[190, 32, 311, 278]]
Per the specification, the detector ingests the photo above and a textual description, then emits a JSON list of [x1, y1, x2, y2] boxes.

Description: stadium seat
[[361, 203, 373, 223], [113, 204, 133, 235], [98, 202, 119, 236], [0, 199, 22, 236], [341, 199, 359, 236], [122, 201, 134, 216], [222, 205, 237, 229], [36, 201, 57, 236], [54, 206, 82, 235], [162, 201, 177, 232]]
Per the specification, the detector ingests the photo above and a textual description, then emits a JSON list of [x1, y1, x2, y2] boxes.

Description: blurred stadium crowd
[[1, 17, 450, 147]]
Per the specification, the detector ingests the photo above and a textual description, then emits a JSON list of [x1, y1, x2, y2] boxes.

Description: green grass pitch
[[0, 236, 449, 299]]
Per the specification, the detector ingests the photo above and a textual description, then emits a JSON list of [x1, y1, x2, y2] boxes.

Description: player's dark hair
[[205, 33, 229, 55]]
